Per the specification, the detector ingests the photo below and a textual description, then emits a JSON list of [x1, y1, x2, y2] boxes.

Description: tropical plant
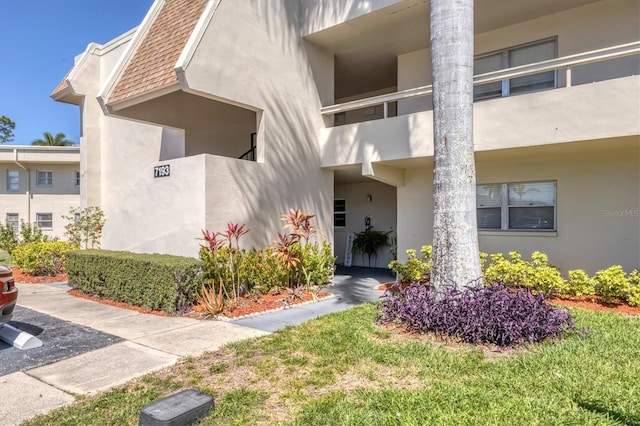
[[196, 279, 224, 315], [31, 131, 75, 146], [277, 209, 320, 293], [429, 0, 481, 290], [378, 282, 579, 347], [351, 227, 391, 268]]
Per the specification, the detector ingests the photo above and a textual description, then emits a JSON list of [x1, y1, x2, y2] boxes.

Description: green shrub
[[626, 269, 640, 307], [66, 250, 205, 313], [240, 247, 287, 293], [0, 222, 18, 255], [12, 241, 75, 276], [482, 251, 563, 295], [563, 269, 596, 296], [594, 265, 630, 303], [388, 246, 432, 283], [302, 241, 336, 287], [19, 221, 50, 245], [0, 220, 49, 255], [524, 251, 564, 295], [483, 251, 529, 288]]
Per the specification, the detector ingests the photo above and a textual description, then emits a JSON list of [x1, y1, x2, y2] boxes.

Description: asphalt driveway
[[0, 306, 122, 376]]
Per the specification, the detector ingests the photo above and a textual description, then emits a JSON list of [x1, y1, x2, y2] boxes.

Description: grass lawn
[[0, 249, 12, 265], [25, 304, 640, 425]]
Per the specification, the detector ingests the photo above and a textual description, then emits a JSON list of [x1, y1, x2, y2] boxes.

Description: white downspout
[[13, 148, 31, 224]]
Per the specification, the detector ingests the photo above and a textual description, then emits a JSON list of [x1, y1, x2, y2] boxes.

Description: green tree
[[31, 131, 75, 146], [429, 0, 481, 291], [0, 115, 16, 143], [63, 207, 105, 249]]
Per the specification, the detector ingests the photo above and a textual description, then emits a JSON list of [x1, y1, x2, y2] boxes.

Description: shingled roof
[[51, 69, 73, 99], [107, 0, 208, 105]]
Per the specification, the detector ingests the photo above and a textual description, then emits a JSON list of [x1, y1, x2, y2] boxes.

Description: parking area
[[0, 306, 122, 376]]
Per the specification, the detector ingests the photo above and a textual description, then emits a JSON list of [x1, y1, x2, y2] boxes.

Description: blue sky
[[0, 0, 154, 145]]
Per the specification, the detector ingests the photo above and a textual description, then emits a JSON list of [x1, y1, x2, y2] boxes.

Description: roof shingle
[[108, 0, 208, 105]]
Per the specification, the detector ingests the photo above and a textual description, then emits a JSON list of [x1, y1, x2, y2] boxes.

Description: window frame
[[477, 181, 557, 232], [36, 170, 53, 186], [6, 170, 19, 191], [334, 198, 346, 228], [36, 213, 53, 229], [75, 170, 80, 187], [474, 37, 558, 101], [5, 213, 19, 234]]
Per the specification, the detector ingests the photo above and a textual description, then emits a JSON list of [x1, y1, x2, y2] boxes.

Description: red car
[[0, 265, 17, 325]]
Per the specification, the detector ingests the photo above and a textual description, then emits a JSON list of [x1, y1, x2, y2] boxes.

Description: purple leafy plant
[[378, 283, 578, 347]]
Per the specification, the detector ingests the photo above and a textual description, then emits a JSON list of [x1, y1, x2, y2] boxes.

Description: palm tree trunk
[[430, 0, 481, 291]]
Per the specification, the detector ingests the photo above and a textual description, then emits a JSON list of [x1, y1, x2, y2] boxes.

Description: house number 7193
[[154, 164, 170, 178]]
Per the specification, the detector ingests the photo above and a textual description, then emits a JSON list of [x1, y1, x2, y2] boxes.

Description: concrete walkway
[[0, 266, 391, 425]]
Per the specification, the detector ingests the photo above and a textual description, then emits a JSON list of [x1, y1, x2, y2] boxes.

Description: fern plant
[[352, 227, 391, 268]]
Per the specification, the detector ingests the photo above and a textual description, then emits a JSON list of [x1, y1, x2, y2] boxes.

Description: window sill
[[479, 230, 557, 237]]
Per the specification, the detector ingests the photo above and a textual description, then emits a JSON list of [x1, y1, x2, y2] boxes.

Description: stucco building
[[52, 0, 639, 274], [0, 145, 81, 238]]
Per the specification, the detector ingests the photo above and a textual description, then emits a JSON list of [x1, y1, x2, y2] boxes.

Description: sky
[[0, 0, 155, 146]]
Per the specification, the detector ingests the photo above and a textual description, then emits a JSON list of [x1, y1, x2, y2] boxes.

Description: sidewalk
[[0, 266, 391, 425]]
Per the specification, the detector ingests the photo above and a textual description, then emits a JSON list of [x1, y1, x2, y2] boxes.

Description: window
[[36, 170, 53, 186], [477, 182, 556, 231], [334, 199, 346, 227], [474, 39, 556, 100], [7, 170, 19, 191], [5, 214, 19, 234], [74, 212, 81, 223], [36, 213, 53, 229], [75, 171, 80, 186]]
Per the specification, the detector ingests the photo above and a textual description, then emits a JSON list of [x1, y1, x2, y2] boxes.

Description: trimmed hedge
[[66, 250, 205, 313]]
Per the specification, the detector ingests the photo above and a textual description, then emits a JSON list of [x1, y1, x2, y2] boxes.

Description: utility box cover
[[139, 389, 214, 426]]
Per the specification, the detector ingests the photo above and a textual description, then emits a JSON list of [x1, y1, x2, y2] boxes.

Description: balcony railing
[[321, 41, 640, 120]]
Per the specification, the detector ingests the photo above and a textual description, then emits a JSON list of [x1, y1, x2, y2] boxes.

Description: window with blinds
[[474, 39, 557, 100], [477, 182, 556, 231]]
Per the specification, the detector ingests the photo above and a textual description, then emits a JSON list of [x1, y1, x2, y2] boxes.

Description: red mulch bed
[[548, 295, 640, 315], [13, 265, 332, 318], [14, 269, 638, 317], [217, 290, 332, 318], [10, 267, 68, 284]]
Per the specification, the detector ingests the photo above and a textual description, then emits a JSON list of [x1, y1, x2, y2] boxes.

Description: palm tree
[[31, 132, 75, 146], [429, 0, 481, 291]]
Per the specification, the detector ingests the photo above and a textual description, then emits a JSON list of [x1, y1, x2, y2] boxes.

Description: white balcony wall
[[397, 138, 639, 275], [113, 92, 256, 159], [102, 155, 207, 257], [321, 75, 640, 167]]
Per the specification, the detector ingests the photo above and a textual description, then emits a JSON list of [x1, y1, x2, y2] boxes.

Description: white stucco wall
[[396, 138, 640, 275], [334, 181, 397, 268], [177, 0, 335, 251]]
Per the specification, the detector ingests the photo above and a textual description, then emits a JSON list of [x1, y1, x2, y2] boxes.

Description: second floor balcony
[[320, 41, 640, 168]]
